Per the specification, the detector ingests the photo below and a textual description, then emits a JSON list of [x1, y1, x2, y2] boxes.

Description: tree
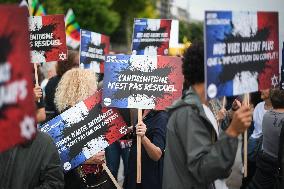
[[45, 0, 120, 36], [111, 0, 158, 49], [179, 21, 204, 43], [1, 0, 159, 51]]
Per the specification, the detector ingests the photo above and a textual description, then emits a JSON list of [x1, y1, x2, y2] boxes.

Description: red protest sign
[[0, 5, 36, 152], [29, 14, 68, 63]]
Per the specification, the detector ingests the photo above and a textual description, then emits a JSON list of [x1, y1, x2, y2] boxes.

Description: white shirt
[[203, 104, 219, 137], [251, 101, 267, 139], [40, 78, 49, 99], [203, 104, 229, 189]]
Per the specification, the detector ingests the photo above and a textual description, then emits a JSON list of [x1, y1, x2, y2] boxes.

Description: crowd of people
[[0, 41, 284, 189]]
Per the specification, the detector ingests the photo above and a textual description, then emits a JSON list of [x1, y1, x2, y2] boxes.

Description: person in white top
[[241, 89, 272, 188], [203, 103, 229, 189]]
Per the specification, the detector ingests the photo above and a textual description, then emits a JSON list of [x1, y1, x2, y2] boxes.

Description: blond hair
[[55, 68, 97, 112]]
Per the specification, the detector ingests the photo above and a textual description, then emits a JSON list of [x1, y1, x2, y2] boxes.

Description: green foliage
[[179, 21, 204, 43], [41, 0, 120, 36], [0, 0, 18, 4], [0, 0, 159, 48], [111, 0, 158, 46]]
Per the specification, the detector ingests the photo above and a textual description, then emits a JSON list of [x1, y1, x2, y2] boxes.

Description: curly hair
[[56, 50, 79, 77], [182, 41, 204, 88], [55, 68, 97, 112]]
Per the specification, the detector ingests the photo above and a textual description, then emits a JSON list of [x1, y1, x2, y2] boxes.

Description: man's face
[[260, 89, 270, 100]]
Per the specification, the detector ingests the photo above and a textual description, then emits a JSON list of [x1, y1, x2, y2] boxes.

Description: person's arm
[[84, 151, 105, 164], [176, 105, 251, 184], [37, 107, 46, 123], [136, 120, 166, 161], [142, 136, 162, 161], [34, 86, 46, 123], [35, 134, 64, 189], [220, 99, 242, 130]]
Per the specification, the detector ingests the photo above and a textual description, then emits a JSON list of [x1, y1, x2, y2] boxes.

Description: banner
[[102, 55, 183, 110], [0, 6, 36, 152], [29, 14, 67, 63], [65, 8, 80, 49], [132, 18, 172, 56], [40, 90, 128, 171], [205, 11, 279, 98], [79, 29, 110, 73]]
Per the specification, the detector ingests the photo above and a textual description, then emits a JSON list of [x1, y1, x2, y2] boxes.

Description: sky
[[187, 0, 283, 20]]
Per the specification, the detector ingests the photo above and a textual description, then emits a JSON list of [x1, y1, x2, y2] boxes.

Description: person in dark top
[[34, 85, 46, 123], [44, 50, 79, 122], [247, 88, 284, 189], [0, 131, 64, 189], [125, 110, 168, 189], [105, 108, 132, 182]]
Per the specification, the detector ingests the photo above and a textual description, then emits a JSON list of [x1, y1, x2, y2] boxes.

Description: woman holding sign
[[55, 68, 114, 189], [125, 110, 168, 189]]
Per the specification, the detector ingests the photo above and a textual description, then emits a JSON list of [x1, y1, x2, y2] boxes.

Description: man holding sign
[[163, 42, 252, 189]]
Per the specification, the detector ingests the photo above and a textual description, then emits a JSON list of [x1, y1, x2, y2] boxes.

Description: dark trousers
[[105, 141, 130, 179], [247, 151, 279, 189]]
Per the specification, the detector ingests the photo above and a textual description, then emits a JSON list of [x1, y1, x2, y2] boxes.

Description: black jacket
[[0, 131, 64, 189]]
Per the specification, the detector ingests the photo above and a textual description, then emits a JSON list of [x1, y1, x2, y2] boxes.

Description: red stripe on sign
[[104, 108, 127, 144], [257, 12, 279, 90], [155, 56, 183, 110], [157, 19, 172, 55], [84, 90, 102, 111]]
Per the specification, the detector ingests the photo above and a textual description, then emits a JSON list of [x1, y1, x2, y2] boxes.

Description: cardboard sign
[[29, 14, 67, 63], [132, 18, 172, 55], [102, 55, 183, 110], [79, 29, 110, 73], [40, 90, 128, 171], [0, 5, 36, 152], [205, 11, 279, 98]]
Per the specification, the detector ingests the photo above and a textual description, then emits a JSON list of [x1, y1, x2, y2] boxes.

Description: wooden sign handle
[[34, 63, 40, 103], [137, 109, 142, 183], [34, 63, 39, 86], [243, 93, 250, 178], [222, 96, 226, 109], [102, 163, 122, 189]]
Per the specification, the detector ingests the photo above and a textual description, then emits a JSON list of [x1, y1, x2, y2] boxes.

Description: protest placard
[[79, 29, 110, 73], [102, 55, 183, 110], [29, 14, 67, 63], [205, 11, 279, 98], [40, 90, 128, 171], [132, 18, 172, 56], [0, 5, 36, 152]]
